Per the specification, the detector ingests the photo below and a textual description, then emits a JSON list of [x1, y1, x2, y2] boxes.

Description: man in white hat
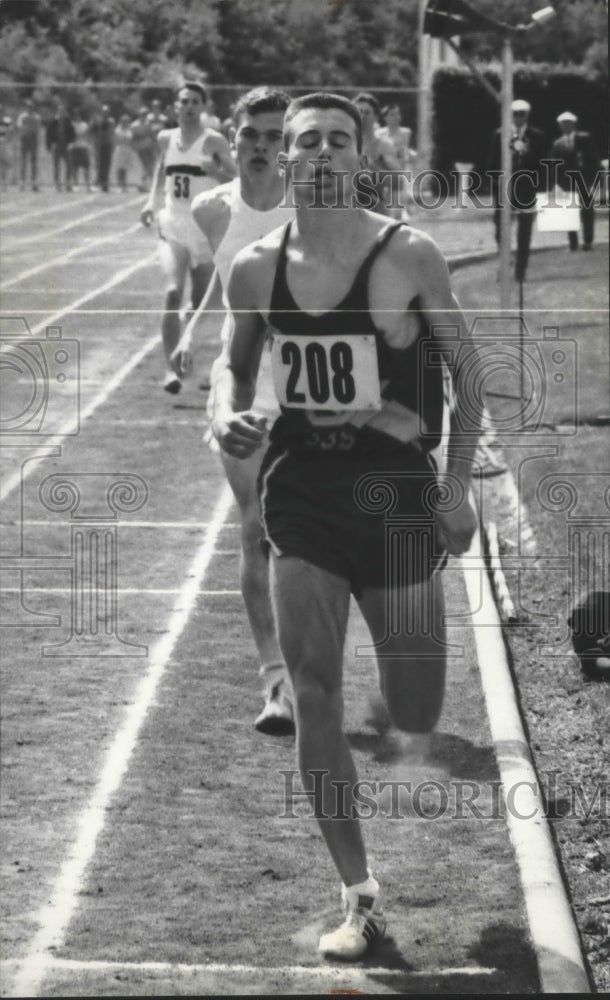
[[487, 98, 547, 281], [551, 111, 600, 251]]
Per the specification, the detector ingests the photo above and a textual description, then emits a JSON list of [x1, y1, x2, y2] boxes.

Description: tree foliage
[[0, 0, 606, 111]]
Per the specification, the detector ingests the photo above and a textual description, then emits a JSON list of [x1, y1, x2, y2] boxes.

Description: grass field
[[1, 187, 607, 996]]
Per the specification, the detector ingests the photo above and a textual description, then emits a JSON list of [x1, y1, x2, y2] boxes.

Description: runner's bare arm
[[171, 268, 224, 376], [414, 235, 483, 554], [211, 252, 268, 457], [140, 131, 169, 225], [208, 131, 237, 181]]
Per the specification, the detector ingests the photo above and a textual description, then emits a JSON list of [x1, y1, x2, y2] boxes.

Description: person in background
[[551, 110, 601, 252], [353, 92, 400, 216], [91, 104, 116, 192], [147, 99, 169, 138], [487, 98, 547, 282], [131, 106, 156, 192], [200, 96, 222, 132], [46, 102, 76, 191], [17, 98, 41, 192], [69, 109, 92, 191], [140, 81, 235, 394], [377, 103, 416, 220], [0, 106, 16, 189], [113, 113, 136, 193]]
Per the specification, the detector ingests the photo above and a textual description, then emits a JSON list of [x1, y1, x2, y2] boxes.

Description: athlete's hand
[[212, 412, 267, 458], [171, 336, 192, 378], [435, 494, 478, 557], [140, 206, 154, 227]]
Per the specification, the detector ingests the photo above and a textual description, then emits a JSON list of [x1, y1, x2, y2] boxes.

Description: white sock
[[343, 873, 380, 905]]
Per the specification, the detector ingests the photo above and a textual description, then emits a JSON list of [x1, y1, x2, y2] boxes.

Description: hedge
[[431, 64, 608, 189]]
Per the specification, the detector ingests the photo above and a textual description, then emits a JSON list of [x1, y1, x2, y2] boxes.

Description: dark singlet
[[266, 220, 444, 458]]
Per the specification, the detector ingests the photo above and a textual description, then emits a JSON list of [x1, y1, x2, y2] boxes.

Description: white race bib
[[270, 333, 381, 412]]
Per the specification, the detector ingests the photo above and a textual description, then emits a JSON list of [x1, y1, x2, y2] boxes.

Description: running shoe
[[164, 371, 182, 395], [319, 886, 386, 960], [254, 679, 295, 736]]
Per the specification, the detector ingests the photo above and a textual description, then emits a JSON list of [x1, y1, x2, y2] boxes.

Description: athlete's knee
[[293, 674, 343, 726]]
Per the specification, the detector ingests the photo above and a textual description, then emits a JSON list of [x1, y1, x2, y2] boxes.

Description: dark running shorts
[[259, 444, 447, 598]]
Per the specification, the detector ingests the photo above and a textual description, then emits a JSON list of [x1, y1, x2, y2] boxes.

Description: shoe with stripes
[[254, 679, 295, 736], [319, 888, 386, 960]]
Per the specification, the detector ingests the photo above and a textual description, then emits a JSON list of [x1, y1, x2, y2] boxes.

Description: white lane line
[[0, 194, 94, 229], [4, 195, 145, 249], [6, 482, 235, 1000], [461, 527, 591, 995], [0, 223, 142, 291], [12, 521, 240, 529], [0, 588, 241, 595], [1, 956, 498, 979], [0, 253, 159, 505]]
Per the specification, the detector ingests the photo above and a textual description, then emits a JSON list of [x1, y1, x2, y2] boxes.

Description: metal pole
[[499, 34, 513, 311], [417, 0, 433, 172]]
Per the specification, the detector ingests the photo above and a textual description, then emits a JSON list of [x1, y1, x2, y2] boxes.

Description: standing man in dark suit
[[487, 98, 547, 282], [46, 103, 76, 191], [551, 110, 601, 251]]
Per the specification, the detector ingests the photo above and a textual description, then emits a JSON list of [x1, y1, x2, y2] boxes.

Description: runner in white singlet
[[171, 87, 295, 735], [140, 81, 236, 393]]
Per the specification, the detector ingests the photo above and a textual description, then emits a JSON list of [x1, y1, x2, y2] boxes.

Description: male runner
[[171, 88, 295, 735], [377, 103, 416, 219], [212, 93, 482, 960], [140, 82, 236, 393], [353, 92, 400, 216]]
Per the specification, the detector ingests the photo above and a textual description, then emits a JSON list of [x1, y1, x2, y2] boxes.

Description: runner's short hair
[[283, 92, 362, 153], [175, 81, 207, 104], [233, 87, 291, 126], [354, 92, 380, 116]]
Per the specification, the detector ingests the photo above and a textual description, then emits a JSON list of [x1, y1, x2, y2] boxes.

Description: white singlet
[[210, 179, 294, 420], [158, 130, 218, 267]]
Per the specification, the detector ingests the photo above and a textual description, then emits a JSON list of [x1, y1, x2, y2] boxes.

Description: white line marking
[[4, 195, 145, 248], [0, 254, 159, 505], [0, 223, 142, 291], [0, 588, 241, 595], [1, 956, 498, 978], [15, 521, 240, 529], [0, 194, 94, 229], [461, 524, 590, 995], [6, 482, 235, 1000]]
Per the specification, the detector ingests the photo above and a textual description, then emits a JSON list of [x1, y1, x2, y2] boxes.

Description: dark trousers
[[52, 146, 72, 187], [20, 135, 38, 185], [568, 205, 595, 249], [96, 144, 113, 190], [493, 206, 536, 282]]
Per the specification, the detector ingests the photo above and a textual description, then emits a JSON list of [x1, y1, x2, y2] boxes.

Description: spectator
[[17, 98, 41, 192], [130, 106, 155, 191], [69, 110, 92, 191], [377, 103, 417, 220], [147, 99, 168, 138], [46, 102, 76, 191], [0, 106, 15, 189], [487, 98, 547, 282], [551, 110, 601, 251], [91, 104, 116, 192], [113, 114, 136, 192], [200, 96, 222, 131]]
